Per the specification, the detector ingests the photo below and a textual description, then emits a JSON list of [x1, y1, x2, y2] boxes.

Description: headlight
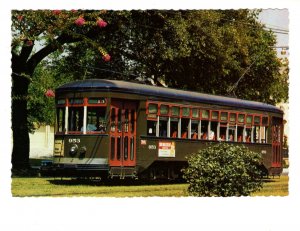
[[79, 146, 87, 157], [69, 144, 78, 156]]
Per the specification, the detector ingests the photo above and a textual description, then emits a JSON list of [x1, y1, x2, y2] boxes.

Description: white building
[[29, 125, 54, 158]]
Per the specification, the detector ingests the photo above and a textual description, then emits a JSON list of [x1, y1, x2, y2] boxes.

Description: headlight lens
[[69, 144, 78, 156]]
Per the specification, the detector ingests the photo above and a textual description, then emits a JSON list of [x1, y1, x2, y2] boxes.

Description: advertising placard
[[158, 141, 175, 157]]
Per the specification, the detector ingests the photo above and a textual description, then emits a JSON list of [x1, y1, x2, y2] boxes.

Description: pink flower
[[75, 17, 85, 26], [52, 10, 61, 15], [45, 89, 55, 98], [102, 54, 111, 62], [97, 19, 107, 28], [26, 40, 33, 46], [17, 15, 23, 21]]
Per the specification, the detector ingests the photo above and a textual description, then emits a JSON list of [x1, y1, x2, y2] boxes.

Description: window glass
[[192, 108, 199, 118], [246, 115, 253, 125], [69, 98, 83, 105], [262, 116, 269, 126], [201, 110, 209, 120], [68, 107, 84, 132], [86, 107, 107, 132], [57, 99, 66, 105], [147, 121, 157, 136], [160, 105, 169, 115], [238, 114, 245, 124], [88, 98, 106, 104], [220, 112, 228, 122], [254, 116, 261, 125], [212, 111, 219, 120], [56, 107, 65, 132], [182, 107, 190, 117], [230, 113, 237, 123], [171, 106, 180, 116], [170, 118, 179, 138], [148, 103, 158, 114]]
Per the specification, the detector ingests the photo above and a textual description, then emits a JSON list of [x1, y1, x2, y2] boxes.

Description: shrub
[[182, 143, 264, 197]]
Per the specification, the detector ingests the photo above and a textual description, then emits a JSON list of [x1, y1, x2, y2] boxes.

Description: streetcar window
[[191, 120, 199, 139], [68, 107, 84, 132], [262, 116, 269, 126], [228, 126, 236, 141], [211, 111, 219, 121], [124, 136, 128, 160], [86, 107, 106, 132], [245, 128, 252, 143], [201, 110, 209, 120], [181, 118, 189, 138], [220, 112, 228, 122], [201, 121, 209, 140], [229, 113, 237, 124], [182, 107, 190, 117], [219, 123, 227, 141], [57, 99, 66, 105], [88, 98, 106, 104], [124, 109, 129, 132], [147, 120, 157, 136], [56, 107, 65, 133], [192, 108, 199, 118], [69, 98, 83, 105], [160, 105, 169, 115], [110, 108, 116, 132], [159, 117, 168, 137], [237, 126, 244, 142], [130, 110, 135, 133], [170, 118, 179, 138], [130, 138, 134, 161], [171, 106, 180, 117], [110, 137, 115, 160], [148, 103, 158, 114], [238, 114, 245, 124], [254, 116, 261, 125], [210, 121, 217, 140], [246, 115, 253, 125]]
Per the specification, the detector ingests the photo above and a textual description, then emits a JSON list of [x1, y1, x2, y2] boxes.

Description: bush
[[182, 143, 264, 197]]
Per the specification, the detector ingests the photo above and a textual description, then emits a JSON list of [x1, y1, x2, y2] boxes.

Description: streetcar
[[41, 79, 284, 179]]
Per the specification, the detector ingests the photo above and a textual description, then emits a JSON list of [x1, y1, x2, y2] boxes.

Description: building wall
[[29, 125, 54, 158]]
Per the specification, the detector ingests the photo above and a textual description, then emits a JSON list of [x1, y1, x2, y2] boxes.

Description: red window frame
[[220, 111, 229, 123], [159, 104, 170, 116], [254, 114, 262, 126], [200, 109, 210, 120], [191, 107, 200, 119], [229, 112, 237, 124], [181, 106, 191, 118], [85, 98, 108, 134], [170, 105, 181, 118], [146, 101, 159, 120], [211, 110, 219, 121], [237, 113, 246, 125]]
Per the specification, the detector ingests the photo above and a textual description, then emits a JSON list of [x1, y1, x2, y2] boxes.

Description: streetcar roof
[[56, 79, 283, 114]]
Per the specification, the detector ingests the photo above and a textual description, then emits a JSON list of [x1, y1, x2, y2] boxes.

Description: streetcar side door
[[109, 100, 137, 168]]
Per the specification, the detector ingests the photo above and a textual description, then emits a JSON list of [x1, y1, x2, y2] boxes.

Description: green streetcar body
[[43, 79, 284, 179]]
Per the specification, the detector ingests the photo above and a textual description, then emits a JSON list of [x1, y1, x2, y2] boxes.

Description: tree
[[182, 143, 264, 197], [53, 10, 288, 104], [11, 10, 110, 170]]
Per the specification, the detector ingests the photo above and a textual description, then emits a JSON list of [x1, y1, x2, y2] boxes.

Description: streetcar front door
[[109, 100, 136, 170], [271, 117, 283, 169]]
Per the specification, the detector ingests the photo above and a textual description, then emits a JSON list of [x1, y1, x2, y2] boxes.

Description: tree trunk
[[11, 73, 30, 170]]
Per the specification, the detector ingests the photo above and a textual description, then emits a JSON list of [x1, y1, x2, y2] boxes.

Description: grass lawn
[[11, 175, 288, 197]]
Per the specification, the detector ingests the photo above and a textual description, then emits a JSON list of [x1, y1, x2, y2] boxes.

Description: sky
[[1, 1, 300, 231], [259, 9, 289, 56]]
